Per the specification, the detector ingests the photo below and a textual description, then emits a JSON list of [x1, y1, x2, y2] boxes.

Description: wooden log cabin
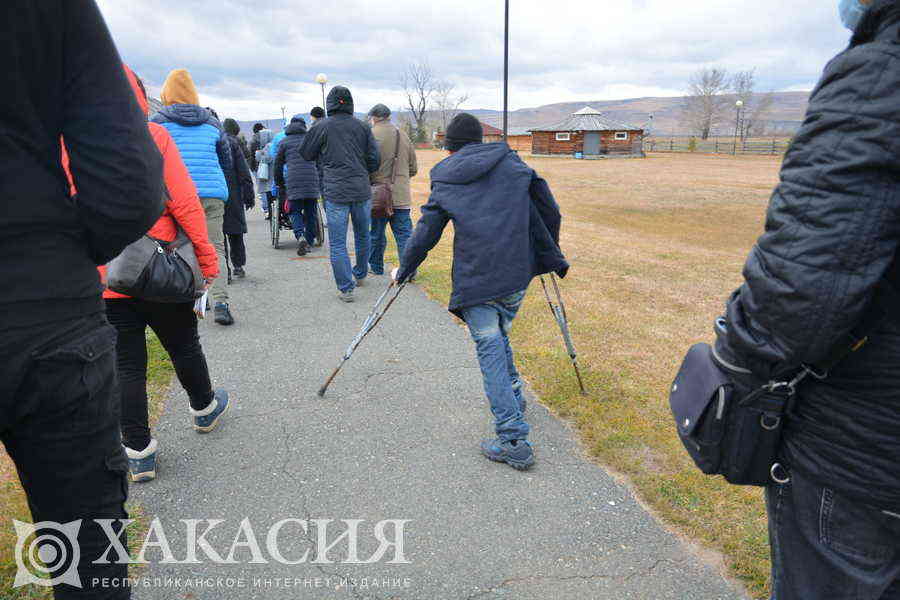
[[530, 107, 644, 158]]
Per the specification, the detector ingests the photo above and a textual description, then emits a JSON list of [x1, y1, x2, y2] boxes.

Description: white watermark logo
[[13, 518, 410, 590], [14, 520, 83, 588]]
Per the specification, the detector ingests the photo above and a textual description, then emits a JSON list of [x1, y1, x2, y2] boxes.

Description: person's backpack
[[256, 142, 273, 180]]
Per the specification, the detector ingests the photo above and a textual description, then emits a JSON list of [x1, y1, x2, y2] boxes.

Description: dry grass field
[[403, 149, 782, 598]]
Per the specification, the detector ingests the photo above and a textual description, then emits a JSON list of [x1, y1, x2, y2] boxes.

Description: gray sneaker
[[338, 290, 355, 303]]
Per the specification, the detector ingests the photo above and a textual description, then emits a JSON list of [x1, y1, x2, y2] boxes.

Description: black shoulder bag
[[669, 278, 898, 486]]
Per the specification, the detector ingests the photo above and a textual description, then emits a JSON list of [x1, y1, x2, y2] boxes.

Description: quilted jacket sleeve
[[723, 42, 900, 379], [152, 124, 219, 280]]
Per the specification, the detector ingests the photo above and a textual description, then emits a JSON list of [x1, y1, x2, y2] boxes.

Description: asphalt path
[[131, 211, 748, 600]]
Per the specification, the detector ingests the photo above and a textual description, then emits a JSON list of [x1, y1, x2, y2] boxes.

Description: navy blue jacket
[[298, 86, 379, 204], [152, 104, 230, 200], [398, 143, 569, 316], [717, 0, 900, 508], [273, 116, 320, 201]]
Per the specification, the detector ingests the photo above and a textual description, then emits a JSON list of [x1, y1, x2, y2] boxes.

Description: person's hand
[[391, 267, 399, 281], [203, 278, 214, 291]]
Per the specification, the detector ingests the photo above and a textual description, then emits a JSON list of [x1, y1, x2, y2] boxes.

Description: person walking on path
[[309, 106, 326, 198], [222, 118, 255, 277], [394, 113, 568, 471], [102, 66, 230, 483], [300, 86, 380, 302], [254, 127, 276, 219], [367, 104, 417, 276], [274, 115, 320, 256], [1, 3, 164, 597], [152, 68, 236, 325], [715, 1, 900, 598]]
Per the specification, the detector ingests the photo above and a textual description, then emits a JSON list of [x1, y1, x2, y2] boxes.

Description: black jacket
[[274, 116, 320, 201], [717, 0, 900, 508], [222, 134, 255, 234], [0, 0, 163, 329], [398, 143, 569, 317], [299, 87, 379, 204]]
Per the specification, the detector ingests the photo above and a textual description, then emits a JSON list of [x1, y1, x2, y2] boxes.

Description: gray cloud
[[96, 0, 850, 120]]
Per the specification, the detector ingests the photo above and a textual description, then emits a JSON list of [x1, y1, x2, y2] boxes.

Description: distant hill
[[469, 91, 810, 137], [221, 91, 811, 140]]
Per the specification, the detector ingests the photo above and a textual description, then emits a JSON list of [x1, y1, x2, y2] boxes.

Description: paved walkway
[[132, 213, 747, 599]]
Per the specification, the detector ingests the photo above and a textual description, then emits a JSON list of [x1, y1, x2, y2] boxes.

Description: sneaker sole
[[131, 470, 156, 482], [481, 448, 535, 471], [194, 399, 231, 433]]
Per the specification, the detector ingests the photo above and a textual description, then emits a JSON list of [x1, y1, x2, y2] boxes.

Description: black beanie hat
[[445, 113, 482, 151], [253, 122, 264, 133], [311, 106, 325, 119]]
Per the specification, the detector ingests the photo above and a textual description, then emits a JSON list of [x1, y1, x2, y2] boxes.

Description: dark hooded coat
[[222, 118, 255, 234], [273, 116, 320, 201], [298, 86, 379, 204], [398, 142, 569, 317], [716, 0, 900, 509]]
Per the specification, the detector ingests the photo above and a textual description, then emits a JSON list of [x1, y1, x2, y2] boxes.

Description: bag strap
[[389, 129, 401, 185]]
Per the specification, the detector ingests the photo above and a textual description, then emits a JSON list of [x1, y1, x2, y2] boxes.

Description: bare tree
[[433, 80, 469, 133], [680, 67, 730, 140], [730, 69, 775, 138], [745, 92, 775, 138], [400, 62, 436, 143]]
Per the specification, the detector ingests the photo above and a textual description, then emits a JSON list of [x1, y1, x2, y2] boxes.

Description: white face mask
[[839, 0, 869, 31]]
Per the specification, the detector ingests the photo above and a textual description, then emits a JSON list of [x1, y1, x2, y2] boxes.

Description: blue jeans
[[289, 198, 318, 245], [766, 468, 900, 600], [461, 290, 528, 442], [369, 208, 413, 275], [325, 199, 371, 293]]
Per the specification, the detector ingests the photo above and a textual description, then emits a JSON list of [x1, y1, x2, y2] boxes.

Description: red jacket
[[63, 65, 219, 298]]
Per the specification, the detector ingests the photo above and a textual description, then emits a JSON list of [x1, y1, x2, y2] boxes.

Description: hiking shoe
[[338, 290, 354, 303], [480, 438, 535, 470], [355, 276, 366, 287], [125, 439, 158, 483], [214, 303, 234, 326], [296, 240, 309, 256], [192, 389, 230, 433], [233, 267, 246, 278]]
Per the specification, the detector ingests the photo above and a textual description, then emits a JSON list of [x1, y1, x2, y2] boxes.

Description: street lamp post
[[316, 73, 328, 113], [733, 99, 744, 155], [502, 0, 509, 142]]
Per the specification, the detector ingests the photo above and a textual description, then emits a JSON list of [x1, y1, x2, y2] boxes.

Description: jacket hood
[[326, 86, 354, 116], [223, 118, 240, 136], [852, 0, 900, 44], [257, 129, 275, 146], [123, 65, 149, 117], [431, 143, 512, 185], [160, 68, 200, 106], [285, 116, 308, 135], [159, 103, 213, 126]]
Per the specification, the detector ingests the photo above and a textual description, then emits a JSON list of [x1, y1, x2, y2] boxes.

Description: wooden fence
[[643, 137, 791, 156]]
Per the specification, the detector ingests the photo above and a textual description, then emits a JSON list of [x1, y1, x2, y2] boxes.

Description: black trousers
[[105, 299, 213, 451], [226, 233, 246, 268], [0, 312, 130, 598]]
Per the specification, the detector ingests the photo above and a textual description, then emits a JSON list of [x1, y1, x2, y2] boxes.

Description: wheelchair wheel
[[271, 196, 280, 249], [314, 199, 326, 247]]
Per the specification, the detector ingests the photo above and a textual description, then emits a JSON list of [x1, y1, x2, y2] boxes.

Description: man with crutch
[[392, 113, 568, 470]]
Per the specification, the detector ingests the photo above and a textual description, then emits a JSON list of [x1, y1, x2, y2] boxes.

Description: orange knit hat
[[160, 68, 199, 106]]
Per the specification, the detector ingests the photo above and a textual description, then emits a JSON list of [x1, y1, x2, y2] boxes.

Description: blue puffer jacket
[[268, 130, 286, 194], [152, 104, 230, 200], [273, 116, 320, 200]]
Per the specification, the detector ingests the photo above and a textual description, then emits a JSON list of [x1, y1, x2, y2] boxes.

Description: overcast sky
[[95, 0, 852, 121]]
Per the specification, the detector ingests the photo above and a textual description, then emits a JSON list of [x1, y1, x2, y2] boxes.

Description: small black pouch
[[669, 342, 794, 487]]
